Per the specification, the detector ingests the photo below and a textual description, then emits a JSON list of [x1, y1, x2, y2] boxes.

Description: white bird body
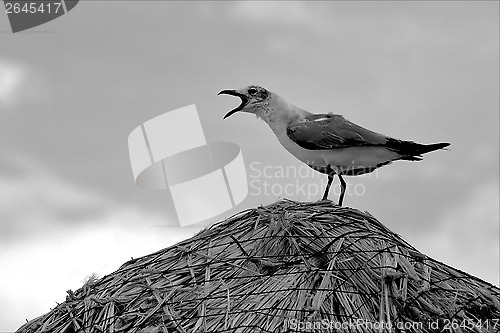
[[250, 92, 401, 175], [276, 132, 401, 175], [219, 85, 449, 205]]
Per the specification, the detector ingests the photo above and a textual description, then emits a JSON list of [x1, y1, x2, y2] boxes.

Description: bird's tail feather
[[386, 139, 450, 158], [417, 142, 450, 154]]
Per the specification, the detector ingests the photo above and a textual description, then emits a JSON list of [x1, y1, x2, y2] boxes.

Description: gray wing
[[286, 113, 450, 157], [286, 114, 389, 150]]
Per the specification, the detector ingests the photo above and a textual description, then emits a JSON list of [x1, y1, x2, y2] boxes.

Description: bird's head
[[218, 85, 272, 119]]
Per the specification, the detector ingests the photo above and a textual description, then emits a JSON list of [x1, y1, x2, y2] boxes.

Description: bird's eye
[[248, 88, 257, 95]]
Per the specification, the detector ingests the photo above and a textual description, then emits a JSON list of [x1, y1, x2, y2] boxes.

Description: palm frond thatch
[[17, 200, 500, 332]]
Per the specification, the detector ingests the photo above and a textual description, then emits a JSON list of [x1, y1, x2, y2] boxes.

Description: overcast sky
[[1, 1, 499, 331]]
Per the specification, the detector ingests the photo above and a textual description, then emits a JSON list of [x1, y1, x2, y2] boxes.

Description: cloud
[[230, 2, 305, 24], [224, 2, 335, 56], [411, 182, 500, 285], [228, 1, 327, 32], [0, 152, 110, 241], [0, 58, 51, 111], [0, 153, 198, 331], [0, 59, 25, 108], [0, 207, 195, 331]]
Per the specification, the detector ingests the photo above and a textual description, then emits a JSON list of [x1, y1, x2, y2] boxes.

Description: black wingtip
[[426, 142, 450, 152], [413, 142, 450, 155], [386, 139, 450, 156]]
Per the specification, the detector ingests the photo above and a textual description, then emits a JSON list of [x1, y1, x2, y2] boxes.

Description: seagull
[[219, 85, 449, 206]]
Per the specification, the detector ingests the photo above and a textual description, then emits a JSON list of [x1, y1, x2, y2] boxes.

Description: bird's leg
[[322, 175, 334, 200], [322, 166, 335, 200], [338, 174, 346, 206]]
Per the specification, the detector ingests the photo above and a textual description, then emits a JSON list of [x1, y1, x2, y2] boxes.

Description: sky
[[0, 1, 499, 331]]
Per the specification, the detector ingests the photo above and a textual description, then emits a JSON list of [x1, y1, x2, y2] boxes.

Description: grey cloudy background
[[0, 1, 498, 330]]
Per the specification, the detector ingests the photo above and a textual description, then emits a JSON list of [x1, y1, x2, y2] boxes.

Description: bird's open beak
[[218, 90, 249, 119]]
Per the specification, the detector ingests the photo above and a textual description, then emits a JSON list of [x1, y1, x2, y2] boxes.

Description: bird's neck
[[256, 95, 310, 134]]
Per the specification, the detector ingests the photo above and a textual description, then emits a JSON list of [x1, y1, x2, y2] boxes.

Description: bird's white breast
[[259, 96, 401, 174], [274, 127, 400, 174]]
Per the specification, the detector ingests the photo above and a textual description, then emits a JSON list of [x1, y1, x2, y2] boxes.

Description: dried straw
[[17, 200, 500, 332]]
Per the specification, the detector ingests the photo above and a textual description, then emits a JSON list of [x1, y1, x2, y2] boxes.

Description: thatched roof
[[17, 200, 500, 333]]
